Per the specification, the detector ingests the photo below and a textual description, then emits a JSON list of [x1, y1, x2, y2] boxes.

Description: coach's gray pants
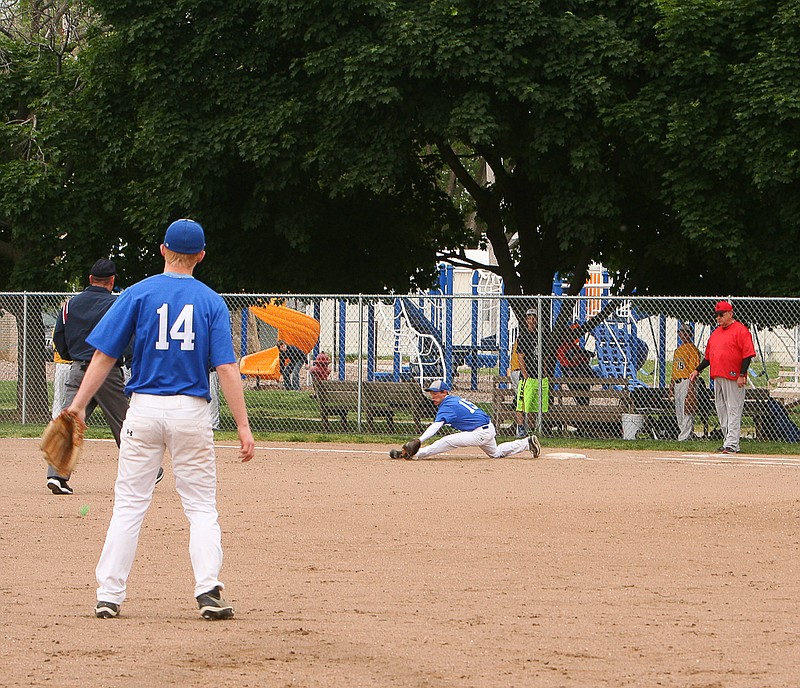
[[713, 377, 746, 452], [673, 379, 695, 441]]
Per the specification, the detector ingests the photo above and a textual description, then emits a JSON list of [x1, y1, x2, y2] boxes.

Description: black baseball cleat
[[155, 466, 165, 485], [47, 477, 73, 495], [197, 587, 234, 620], [95, 601, 120, 618], [528, 434, 542, 458]]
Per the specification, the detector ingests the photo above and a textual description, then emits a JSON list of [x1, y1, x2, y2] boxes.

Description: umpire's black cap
[[90, 259, 116, 277]]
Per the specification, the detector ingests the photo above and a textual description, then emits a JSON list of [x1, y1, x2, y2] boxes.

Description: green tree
[[59, 0, 466, 293], [0, 2, 105, 421], [3, 0, 800, 298], [0, 1, 117, 289], [656, 0, 800, 295], [62, 0, 669, 295]]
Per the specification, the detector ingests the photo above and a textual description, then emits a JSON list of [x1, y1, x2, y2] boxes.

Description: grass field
[[3, 375, 800, 452]]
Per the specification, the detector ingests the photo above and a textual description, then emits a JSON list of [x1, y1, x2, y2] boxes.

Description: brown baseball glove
[[389, 438, 422, 460], [40, 410, 86, 476]]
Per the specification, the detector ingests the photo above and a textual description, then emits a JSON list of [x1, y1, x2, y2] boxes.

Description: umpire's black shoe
[[95, 601, 120, 619], [197, 586, 234, 620], [47, 477, 73, 495]]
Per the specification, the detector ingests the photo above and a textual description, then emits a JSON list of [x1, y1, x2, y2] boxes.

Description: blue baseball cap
[[164, 219, 206, 254], [425, 380, 451, 392]]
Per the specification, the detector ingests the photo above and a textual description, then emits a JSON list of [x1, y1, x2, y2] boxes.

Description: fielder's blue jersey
[[434, 394, 491, 431], [87, 273, 235, 400]]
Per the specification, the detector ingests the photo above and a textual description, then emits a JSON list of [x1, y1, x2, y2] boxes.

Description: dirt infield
[[3, 438, 799, 687]]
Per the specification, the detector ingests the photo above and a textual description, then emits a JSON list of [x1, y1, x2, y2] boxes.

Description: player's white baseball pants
[[96, 393, 224, 604], [713, 377, 746, 452], [415, 422, 531, 459], [673, 379, 695, 441]]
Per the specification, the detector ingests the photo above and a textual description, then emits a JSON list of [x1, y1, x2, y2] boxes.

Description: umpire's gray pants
[[47, 363, 129, 479], [714, 377, 746, 452]]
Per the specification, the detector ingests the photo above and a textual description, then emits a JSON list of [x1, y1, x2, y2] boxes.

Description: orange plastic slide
[[239, 304, 321, 379]]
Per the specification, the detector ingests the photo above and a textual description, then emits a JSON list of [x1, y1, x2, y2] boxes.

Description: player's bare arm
[[518, 351, 529, 379], [216, 362, 255, 462]]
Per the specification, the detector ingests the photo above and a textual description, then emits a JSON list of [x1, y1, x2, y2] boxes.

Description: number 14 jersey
[[87, 273, 235, 400]]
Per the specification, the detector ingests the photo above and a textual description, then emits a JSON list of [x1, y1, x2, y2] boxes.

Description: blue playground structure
[[366, 265, 505, 389], [591, 314, 650, 389], [361, 264, 655, 391], [277, 263, 660, 393]]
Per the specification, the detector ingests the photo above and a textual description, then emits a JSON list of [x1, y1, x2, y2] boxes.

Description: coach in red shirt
[[689, 301, 755, 454]]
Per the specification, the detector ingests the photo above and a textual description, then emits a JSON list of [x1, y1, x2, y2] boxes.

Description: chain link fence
[[2, 292, 800, 442]]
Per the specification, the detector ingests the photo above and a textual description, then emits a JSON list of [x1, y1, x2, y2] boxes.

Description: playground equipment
[[239, 303, 320, 380], [372, 297, 446, 387], [398, 299, 446, 384], [368, 265, 504, 389], [319, 262, 665, 393], [365, 263, 655, 391], [591, 304, 650, 389], [552, 267, 651, 389], [452, 270, 504, 389]]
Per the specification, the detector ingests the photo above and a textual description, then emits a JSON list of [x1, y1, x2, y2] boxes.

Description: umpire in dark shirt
[[48, 259, 130, 495]]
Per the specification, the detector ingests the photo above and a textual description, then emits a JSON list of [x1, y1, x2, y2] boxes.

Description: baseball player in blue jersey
[[391, 380, 541, 460], [65, 219, 255, 621]]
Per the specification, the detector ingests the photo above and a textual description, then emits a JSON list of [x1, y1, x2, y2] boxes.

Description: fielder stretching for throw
[[66, 219, 255, 620], [389, 380, 541, 460]]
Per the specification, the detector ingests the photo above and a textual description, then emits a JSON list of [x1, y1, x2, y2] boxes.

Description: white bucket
[[621, 413, 644, 440]]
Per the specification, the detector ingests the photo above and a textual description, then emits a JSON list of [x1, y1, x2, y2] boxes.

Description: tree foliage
[[0, 1, 120, 288], [1, 0, 799, 295], [656, 0, 800, 295]]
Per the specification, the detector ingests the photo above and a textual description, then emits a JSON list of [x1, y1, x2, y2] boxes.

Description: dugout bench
[[492, 375, 632, 437], [311, 379, 435, 433], [631, 385, 772, 440], [547, 376, 632, 437], [491, 376, 517, 432]]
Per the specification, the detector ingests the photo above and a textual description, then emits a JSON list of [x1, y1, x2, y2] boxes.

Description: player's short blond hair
[[164, 248, 202, 269]]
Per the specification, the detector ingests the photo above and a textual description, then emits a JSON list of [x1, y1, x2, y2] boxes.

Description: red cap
[[715, 300, 733, 312]]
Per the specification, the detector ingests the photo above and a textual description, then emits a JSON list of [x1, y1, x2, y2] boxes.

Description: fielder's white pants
[[673, 379, 695, 441], [713, 377, 746, 452], [415, 422, 531, 459], [96, 393, 224, 604]]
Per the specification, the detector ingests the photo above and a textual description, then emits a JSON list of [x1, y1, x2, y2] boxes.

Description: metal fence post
[[535, 296, 543, 434], [357, 295, 364, 432], [21, 293, 28, 424]]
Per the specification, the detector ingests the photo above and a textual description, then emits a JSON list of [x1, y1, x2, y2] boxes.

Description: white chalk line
[[650, 454, 800, 467], [16, 437, 798, 465]]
